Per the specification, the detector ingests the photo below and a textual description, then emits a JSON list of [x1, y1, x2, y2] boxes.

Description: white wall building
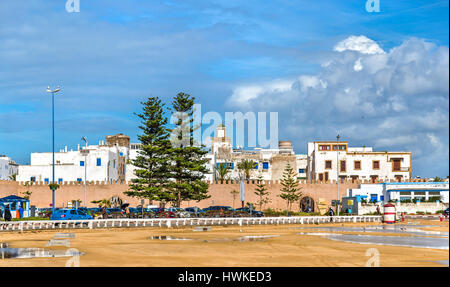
[[0, 155, 18, 180], [308, 141, 411, 182], [347, 182, 449, 204], [17, 138, 129, 184]]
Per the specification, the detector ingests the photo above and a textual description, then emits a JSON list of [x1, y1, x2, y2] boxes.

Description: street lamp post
[[336, 134, 340, 217], [46, 86, 60, 214], [81, 137, 88, 208]]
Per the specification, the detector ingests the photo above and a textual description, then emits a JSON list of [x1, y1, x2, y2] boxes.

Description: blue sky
[[0, 0, 448, 177]]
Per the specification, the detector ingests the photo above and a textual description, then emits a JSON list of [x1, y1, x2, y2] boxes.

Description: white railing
[[0, 216, 382, 232]]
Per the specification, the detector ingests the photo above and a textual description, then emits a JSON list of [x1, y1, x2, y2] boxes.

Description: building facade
[[0, 155, 18, 180], [347, 182, 449, 204], [17, 135, 129, 184], [307, 141, 411, 183]]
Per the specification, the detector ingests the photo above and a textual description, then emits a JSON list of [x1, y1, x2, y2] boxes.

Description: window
[[325, 160, 332, 169], [30, 177, 36, 182], [58, 178, 63, 184], [80, 161, 84, 167], [372, 160, 380, 170], [340, 160, 346, 172], [113, 160, 116, 168], [96, 158, 101, 166], [318, 173, 324, 181], [370, 175, 378, 183], [298, 169, 306, 173], [229, 162, 234, 170], [77, 178, 82, 183], [70, 210, 77, 215], [332, 144, 347, 151], [44, 178, 49, 183], [319, 145, 331, 151], [324, 172, 329, 181], [262, 162, 269, 170], [354, 161, 361, 170], [392, 159, 401, 171]]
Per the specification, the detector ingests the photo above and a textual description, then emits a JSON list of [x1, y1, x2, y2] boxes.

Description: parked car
[[87, 207, 103, 218], [203, 206, 235, 212], [235, 207, 264, 217], [444, 207, 449, 217], [184, 207, 206, 217], [106, 207, 125, 218], [37, 208, 54, 218], [167, 207, 191, 218], [149, 208, 175, 218], [50, 208, 93, 220]]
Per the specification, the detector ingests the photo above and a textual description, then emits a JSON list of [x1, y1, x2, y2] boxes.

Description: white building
[[17, 135, 129, 184], [0, 155, 18, 180], [307, 141, 411, 182], [207, 125, 307, 181], [347, 182, 449, 204]]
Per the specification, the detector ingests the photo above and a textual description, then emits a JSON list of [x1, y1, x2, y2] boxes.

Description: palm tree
[[91, 199, 111, 208], [237, 159, 255, 180], [215, 163, 229, 183], [230, 189, 239, 208]]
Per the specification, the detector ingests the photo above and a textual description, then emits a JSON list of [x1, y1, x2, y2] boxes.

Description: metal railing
[[0, 216, 382, 232]]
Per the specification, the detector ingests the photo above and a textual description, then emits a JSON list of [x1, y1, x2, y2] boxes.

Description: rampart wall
[[0, 178, 434, 211]]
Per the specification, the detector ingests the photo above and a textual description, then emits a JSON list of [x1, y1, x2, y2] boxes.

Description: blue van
[[50, 208, 93, 220]]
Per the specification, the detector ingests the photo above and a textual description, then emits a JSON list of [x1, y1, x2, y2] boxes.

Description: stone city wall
[[0, 180, 359, 212]]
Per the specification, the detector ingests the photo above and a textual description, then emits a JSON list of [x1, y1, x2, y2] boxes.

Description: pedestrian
[[328, 207, 334, 222], [4, 206, 12, 221], [101, 206, 107, 219], [376, 205, 380, 215], [19, 205, 24, 219]]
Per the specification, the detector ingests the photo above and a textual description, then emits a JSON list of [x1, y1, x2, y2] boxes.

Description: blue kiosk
[[0, 195, 30, 218]]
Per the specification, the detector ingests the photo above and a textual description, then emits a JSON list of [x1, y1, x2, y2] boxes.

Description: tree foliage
[[215, 163, 229, 183], [237, 159, 255, 180], [124, 97, 173, 204], [167, 92, 210, 207], [279, 163, 302, 211], [254, 175, 270, 211]]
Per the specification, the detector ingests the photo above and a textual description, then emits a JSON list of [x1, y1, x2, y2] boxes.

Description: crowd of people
[[0, 205, 24, 221]]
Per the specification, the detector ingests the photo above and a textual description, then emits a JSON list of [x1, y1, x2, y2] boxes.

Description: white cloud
[[227, 79, 294, 107], [226, 36, 449, 177], [333, 35, 386, 55]]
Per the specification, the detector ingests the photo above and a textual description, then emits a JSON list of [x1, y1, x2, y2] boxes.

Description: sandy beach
[[0, 219, 448, 267]]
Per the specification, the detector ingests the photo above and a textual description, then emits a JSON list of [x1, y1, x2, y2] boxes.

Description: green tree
[[433, 176, 443, 182], [21, 182, 33, 200], [238, 159, 255, 180], [279, 163, 302, 211], [230, 189, 239, 208], [215, 163, 229, 183], [124, 96, 173, 205], [254, 175, 270, 211], [167, 92, 210, 207]]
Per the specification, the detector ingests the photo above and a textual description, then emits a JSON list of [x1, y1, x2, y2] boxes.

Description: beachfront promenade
[[0, 215, 382, 232]]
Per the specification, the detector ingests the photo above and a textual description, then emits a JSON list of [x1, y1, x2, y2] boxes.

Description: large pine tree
[[124, 97, 174, 205], [168, 92, 210, 207], [279, 163, 302, 211]]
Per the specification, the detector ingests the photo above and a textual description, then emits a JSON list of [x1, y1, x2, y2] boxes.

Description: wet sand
[[0, 220, 448, 267]]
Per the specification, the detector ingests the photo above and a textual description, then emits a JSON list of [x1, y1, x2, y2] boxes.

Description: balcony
[[393, 167, 410, 172]]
